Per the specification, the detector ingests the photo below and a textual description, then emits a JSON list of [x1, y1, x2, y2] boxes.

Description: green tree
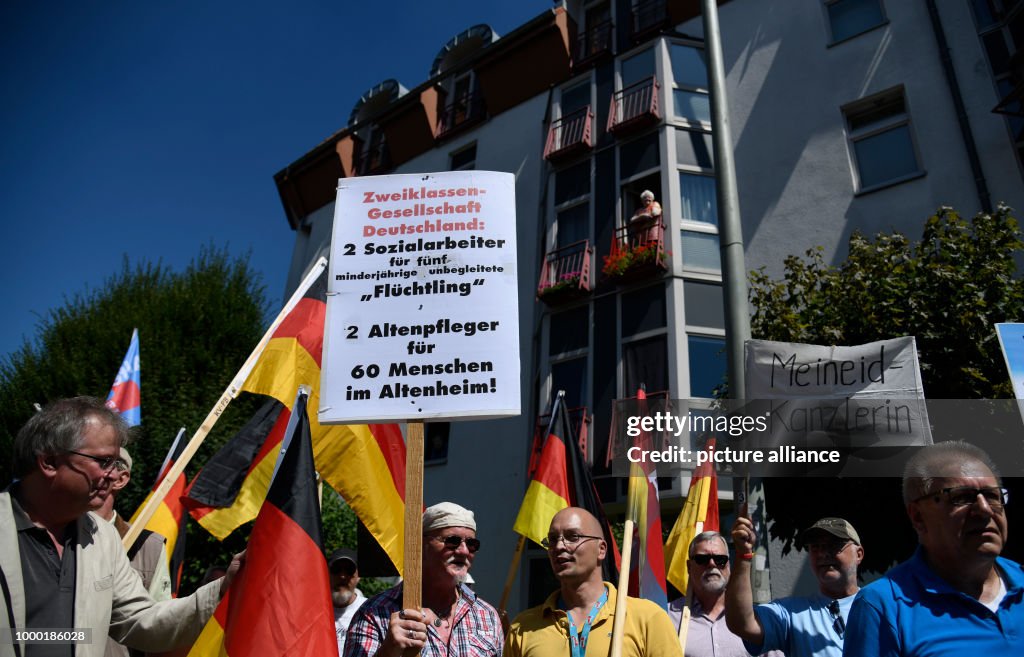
[[749, 205, 1024, 398], [747, 206, 1024, 572], [1, 246, 268, 588]]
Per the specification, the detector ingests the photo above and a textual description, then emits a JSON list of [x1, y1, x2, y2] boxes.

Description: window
[[424, 423, 450, 465], [688, 335, 726, 398], [683, 281, 725, 329], [970, 0, 1024, 177], [825, 0, 886, 44], [555, 161, 591, 247], [843, 88, 923, 191], [450, 143, 476, 171], [549, 306, 590, 411], [621, 48, 655, 88], [680, 230, 721, 271], [676, 129, 714, 169], [670, 44, 710, 124], [679, 173, 718, 224], [620, 284, 668, 395]]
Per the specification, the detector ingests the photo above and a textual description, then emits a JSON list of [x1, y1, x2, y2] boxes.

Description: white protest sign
[[319, 171, 520, 423], [745, 336, 932, 445]]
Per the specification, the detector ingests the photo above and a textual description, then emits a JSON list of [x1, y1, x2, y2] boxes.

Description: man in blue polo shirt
[[726, 515, 864, 657], [843, 440, 1023, 656]]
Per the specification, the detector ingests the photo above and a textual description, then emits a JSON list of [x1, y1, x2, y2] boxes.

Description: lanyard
[[561, 587, 608, 657]]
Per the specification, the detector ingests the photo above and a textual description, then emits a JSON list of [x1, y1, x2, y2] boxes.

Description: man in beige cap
[[344, 501, 502, 657], [726, 516, 864, 657]]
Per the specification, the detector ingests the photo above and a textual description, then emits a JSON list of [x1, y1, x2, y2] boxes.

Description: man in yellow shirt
[[504, 507, 682, 657]]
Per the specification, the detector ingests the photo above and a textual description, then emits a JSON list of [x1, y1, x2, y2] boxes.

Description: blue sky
[[0, 1, 552, 358]]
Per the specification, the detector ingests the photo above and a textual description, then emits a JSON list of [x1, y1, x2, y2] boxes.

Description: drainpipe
[[925, 0, 993, 213]]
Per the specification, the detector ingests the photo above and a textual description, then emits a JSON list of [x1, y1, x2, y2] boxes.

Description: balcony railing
[[544, 107, 594, 161], [605, 390, 672, 467], [529, 406, 591, 476], [632, 0, 670, 39], [575, 19, 613, 66], [436, 90, 486, 139], [537, 239, 593, 304], [603, 218, 667, 281], [607, 76, 660, 134]]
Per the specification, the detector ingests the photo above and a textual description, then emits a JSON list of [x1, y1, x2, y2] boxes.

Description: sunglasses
[[434, 535, 481, 553], [828, 599, 845, 638], [65, 449, 118, 472], [691, 553, 729, 567]]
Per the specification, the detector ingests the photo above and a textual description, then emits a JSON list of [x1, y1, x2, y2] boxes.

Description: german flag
[[664, 437, 719, 594], [129, 430, 188, 594], [513, 394, 619, 581], [201, 266, 407, 571], [188, 390, 335, 657], [625, 389, 668, 607], [183, 400, 290, 540]]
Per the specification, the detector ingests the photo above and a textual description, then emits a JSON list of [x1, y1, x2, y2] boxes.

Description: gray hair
[[640, 190, 655, 201], [13, 397, 130, 477], [688, 530, 729, 558], [902, 440, 1001, 505]]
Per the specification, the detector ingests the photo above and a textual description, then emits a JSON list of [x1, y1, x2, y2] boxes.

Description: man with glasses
[[726, 515, 864, 656], [668, 531, 782, 657], [504, 506, 681, 657], [344, 502, 501, 657], [843, 440, 1023, 656], [1, 397, 239, 657], [328, 548, 366, 657]]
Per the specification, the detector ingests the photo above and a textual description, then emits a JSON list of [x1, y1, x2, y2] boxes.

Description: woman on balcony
[[629, 189, 662, 245]]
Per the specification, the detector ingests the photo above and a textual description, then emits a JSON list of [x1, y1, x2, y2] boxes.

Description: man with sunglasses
[[726, 515, 864, 656], [504, 507, 681, 657], [1, 397, 240, 657], [843, 440, 1023, 656], [668, 532, 782, 657], [344, 501, 501, 657]]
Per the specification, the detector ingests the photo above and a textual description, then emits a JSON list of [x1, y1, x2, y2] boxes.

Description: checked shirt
[[344, 582, 503, 657]]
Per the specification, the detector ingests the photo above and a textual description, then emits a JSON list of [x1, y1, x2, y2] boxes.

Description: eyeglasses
[[827, 599, 845, 638], [433, 535, 481, 553], [541, 532, 603, 550], [65, 449, 118, 472], [806, 541, 853, 555], [690, 553, 729, 567], [916, 486, 1009, 510]]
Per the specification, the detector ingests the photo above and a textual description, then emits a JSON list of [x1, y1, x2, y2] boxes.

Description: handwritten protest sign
[[319, 171, 520, 423], [745, 336, 932, 447]]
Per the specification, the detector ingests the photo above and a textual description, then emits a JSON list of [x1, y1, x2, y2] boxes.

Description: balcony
[[537, 239, 593, 305], [544, 107, 594, 162], [602, 218, 667, 283], [529, 406, 591, 476], [631, 0, 670, 40], [575, 19, 613, 68], [605, 390, 672, 467], [435, 90, 486, 140], [607, 77, 660, 135]]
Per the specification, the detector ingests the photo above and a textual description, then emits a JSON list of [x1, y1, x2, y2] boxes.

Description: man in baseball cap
[[343, 502, 502, 657], [329, 547, 365, 656], [727, 515, 864, 657]]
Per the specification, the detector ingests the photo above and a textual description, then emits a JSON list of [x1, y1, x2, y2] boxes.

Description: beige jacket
[[0, 491, 218, 657]]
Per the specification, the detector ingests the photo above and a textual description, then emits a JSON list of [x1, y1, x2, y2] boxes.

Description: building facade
[[274, 0, 1024, 611]]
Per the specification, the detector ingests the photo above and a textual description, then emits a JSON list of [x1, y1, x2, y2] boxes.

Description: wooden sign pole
[[402, 420, 425, 657]]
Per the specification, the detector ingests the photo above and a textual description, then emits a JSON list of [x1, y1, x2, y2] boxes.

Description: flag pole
[[122, 257, 329, 549], [609, 518, 635, 657], [403, 420, 425, 657], [498, 535, 526, 628]]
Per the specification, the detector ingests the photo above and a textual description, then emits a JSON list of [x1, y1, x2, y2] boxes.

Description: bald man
[[504, 507, 682, 657]]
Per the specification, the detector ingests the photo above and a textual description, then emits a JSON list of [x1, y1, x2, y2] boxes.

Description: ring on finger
[[406, 630, 415, 639]]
